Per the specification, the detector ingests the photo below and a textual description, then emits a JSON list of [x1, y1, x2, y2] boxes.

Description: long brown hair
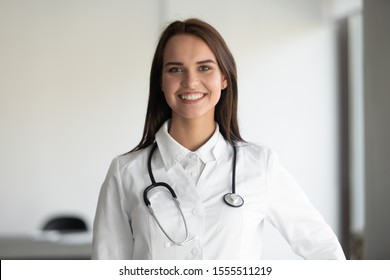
[[130, 18, 244, 152]]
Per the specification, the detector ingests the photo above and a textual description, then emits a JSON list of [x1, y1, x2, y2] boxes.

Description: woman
[[92, 18, 345, 260]]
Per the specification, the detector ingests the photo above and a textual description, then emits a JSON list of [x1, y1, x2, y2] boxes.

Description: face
[[161, 34, 227, 123]]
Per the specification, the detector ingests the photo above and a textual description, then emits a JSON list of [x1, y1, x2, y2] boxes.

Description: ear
[[221, 76, 228, 90]]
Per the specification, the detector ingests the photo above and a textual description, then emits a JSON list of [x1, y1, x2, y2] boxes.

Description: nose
[[181, 70, 199, 89]]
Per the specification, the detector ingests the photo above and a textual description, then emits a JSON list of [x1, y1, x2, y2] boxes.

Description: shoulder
[[235, 141, 281, 181], [109, 146, 152, 174], [235, 141, 279, 165], [235, 141, 284, 186]]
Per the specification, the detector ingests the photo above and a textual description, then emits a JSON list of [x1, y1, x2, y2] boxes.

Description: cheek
[[210, 75, 226, 91], [162, 90, 173, 106], [161, 80, 176, 106], [161, 75, 178, 92]]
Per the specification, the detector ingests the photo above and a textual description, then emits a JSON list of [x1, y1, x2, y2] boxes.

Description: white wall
[[0, 0, 159, 232], [0, 0, 355, 259]]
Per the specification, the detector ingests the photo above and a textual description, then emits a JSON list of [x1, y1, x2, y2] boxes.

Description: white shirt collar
[[155, 120, 226, 171]]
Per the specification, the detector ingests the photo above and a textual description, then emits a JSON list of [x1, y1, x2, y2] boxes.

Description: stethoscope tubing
[[143, 142, 244, 246]]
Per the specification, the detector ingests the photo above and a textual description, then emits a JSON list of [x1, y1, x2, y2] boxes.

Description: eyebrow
[[164, 59, 217, 67]]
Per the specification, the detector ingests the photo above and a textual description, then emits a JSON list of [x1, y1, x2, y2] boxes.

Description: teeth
[[180, 93, 204, 100]]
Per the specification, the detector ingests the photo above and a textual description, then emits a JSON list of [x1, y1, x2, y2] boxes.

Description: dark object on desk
[[42, 216, 87, 233], [0, 216, 91, 259]]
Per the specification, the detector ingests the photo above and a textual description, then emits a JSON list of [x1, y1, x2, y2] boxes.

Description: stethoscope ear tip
[[223, 193, 244, 207]]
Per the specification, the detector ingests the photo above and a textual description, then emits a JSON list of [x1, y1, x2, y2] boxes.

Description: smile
[[179, 93, 205, 101]]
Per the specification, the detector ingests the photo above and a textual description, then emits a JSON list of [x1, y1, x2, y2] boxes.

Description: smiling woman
[[161, 34, 228, 145], [91, 18, 345, 260], [131, 18, 243, 152]]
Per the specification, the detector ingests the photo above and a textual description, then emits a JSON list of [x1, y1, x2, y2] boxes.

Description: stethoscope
[[143, 142, 244, 246]]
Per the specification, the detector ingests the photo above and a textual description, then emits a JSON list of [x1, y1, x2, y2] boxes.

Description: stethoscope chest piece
[[223, 193, 244, 207]]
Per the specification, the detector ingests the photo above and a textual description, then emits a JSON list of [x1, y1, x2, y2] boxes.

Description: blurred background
[[0, 0, 389, 259]]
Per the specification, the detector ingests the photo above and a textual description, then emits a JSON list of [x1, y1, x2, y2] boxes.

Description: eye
[[199, 65, 211, 71], [168, 67, 183, 73]]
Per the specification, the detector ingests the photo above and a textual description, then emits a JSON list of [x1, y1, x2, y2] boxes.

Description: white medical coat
[[92, 122, 345, 260]]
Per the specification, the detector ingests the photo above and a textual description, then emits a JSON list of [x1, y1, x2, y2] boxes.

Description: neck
[[169, 116, 216, 151]]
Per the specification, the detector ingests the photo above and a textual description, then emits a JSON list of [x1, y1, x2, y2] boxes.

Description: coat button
[[192, 208, 201, 216], [189, 154, 196, 160], [192, 247, 201, 256]]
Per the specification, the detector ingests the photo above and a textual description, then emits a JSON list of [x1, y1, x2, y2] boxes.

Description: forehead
[[163, 34, 216, 62]]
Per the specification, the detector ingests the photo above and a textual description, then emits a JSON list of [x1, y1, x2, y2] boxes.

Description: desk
[[0, 232, 92, 259]]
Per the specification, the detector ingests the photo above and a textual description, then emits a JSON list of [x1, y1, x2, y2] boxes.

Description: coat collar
[[154, 120, 227, 171]]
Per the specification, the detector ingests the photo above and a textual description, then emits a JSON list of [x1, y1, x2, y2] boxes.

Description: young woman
[[92, 18, 345, 260]]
